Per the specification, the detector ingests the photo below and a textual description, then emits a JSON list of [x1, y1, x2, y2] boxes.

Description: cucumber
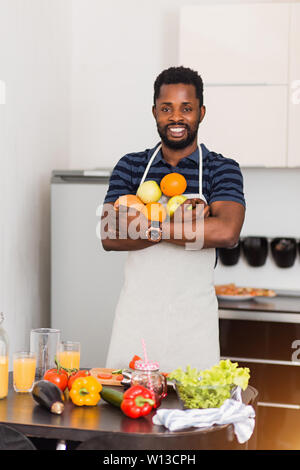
[[101, 386, 124, 407]]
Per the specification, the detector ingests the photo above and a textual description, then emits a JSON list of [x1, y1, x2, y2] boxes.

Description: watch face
[[146, 227, 162, 242]]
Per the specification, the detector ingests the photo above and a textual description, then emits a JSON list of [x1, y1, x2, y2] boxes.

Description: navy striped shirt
[[104, 143, 245, 207]]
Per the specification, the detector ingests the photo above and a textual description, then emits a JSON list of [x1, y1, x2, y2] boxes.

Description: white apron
[[105, 144, 220, 372]]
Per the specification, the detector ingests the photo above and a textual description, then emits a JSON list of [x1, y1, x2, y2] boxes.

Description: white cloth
[[152, 399, 256, 444], [106, 144, 220, 372]]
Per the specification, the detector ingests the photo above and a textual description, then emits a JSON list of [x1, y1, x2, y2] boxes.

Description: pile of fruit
[[114, 173, 190, 222]]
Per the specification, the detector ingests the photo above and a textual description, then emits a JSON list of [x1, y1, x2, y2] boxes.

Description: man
[[101, 66, 245, 372]]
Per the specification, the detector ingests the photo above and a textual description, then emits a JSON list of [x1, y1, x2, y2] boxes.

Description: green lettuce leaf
[[169, 360, 250, 409]]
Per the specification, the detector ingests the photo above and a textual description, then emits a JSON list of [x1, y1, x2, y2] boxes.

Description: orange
[[160, 173, 187, 197], [144, 202, 167, 222], [114, 194, 146, 214]]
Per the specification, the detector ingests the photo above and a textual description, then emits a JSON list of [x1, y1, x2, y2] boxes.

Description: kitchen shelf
[[218, 295, 300, 316]]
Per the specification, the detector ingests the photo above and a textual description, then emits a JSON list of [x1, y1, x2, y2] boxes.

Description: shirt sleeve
[[209, 158, 246, 207], [103, 155, 135, 204]]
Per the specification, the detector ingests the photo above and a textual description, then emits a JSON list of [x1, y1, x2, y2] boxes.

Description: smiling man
[[156, 85, 201, 148], [102, 66, 245, 372]]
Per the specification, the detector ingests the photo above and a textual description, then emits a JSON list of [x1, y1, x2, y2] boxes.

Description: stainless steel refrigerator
[[51, 170, 127, 368]]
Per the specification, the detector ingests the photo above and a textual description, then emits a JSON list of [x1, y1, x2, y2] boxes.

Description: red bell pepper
[[120, 385, 155, 419]]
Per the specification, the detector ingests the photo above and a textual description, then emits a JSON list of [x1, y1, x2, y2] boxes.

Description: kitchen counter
[[0, 375, 258, 450], [218, 294, 300, 323]]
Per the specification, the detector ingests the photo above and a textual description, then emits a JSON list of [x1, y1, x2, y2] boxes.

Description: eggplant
[[242, 236, 268, 267], [271, 238, 297, 268], [32, 380, 65, 414], [219, 241, 241, 266]]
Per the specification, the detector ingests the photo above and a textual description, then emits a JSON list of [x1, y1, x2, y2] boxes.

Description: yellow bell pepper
[[69, 376, 102, 406]]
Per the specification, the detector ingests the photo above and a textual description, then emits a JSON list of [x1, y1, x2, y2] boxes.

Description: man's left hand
[[173, 198, 210, 220]]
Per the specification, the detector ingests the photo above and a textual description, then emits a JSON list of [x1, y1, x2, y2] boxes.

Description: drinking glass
[[58, 341, 80, 370], [0, 313, 9, 399], [30, 328, 60, 379], [13, 352, 36, 393]]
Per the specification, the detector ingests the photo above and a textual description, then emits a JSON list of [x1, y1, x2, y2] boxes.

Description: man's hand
[[162, 198, 208, 248], [101, 202, 154, 251], [175, 198, 210, 220], [163, 200, 245, 249], [117, 204, 150, 240]]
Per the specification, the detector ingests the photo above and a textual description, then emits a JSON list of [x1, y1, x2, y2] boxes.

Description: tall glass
[[13, 352, 36, 392], [0, 313, 9, 399], [0, 356, 8, 399], [30, 328, 60, 379], [58, 341, 80, 371]]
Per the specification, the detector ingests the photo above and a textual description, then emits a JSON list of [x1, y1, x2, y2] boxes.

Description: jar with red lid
[[130, 361, 167, 408]]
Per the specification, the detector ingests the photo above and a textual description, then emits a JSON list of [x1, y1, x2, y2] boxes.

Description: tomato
[[129, 355, 142, 369], [97, 373, 113, 380], [68, 370, 90, 391], [44, 368, 68, 392], [114, 374, 123, 381]]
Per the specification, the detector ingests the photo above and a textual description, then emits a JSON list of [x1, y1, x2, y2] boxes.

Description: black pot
[[242, 236, 268, 267], [271, 238, 297, 268], [219, 241, 241, 266]]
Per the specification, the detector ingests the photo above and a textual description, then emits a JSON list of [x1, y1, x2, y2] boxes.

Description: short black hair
[[153, 66, 204, 107]]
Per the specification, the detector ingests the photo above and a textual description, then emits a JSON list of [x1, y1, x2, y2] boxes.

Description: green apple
[[166, 195, 187, 217], [137, 181, 162, 203]]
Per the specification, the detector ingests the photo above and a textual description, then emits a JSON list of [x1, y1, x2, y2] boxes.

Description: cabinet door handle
[[258, 402, 300, 410], [221, 356, 300, 367]]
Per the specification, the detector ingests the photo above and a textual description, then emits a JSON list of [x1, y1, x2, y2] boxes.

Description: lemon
[[166, 195, 187, 217]]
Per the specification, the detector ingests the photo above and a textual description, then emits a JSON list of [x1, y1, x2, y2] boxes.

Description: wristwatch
[[145, 220, 162, 243]]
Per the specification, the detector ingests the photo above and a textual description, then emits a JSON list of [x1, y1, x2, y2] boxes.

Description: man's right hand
[[117, 204, 151, 240], [101, 202, 154, 251]]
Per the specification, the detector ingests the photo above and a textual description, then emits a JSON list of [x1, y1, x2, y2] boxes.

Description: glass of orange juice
[[13, 352, 36, 393], [0, 355, 9, 399], [58, 341, 80, 370]]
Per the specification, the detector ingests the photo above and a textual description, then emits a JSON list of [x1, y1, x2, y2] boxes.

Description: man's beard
[[156, 121, 200, 150]]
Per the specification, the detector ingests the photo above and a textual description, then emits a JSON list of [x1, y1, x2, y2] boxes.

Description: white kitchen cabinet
[[199, 85, 288, 168], [287, 3, 300, 167], [179, 4, 290, 85]]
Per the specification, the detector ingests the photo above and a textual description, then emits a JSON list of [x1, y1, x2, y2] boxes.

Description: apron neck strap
[[138, 143, 203, 195], [198, 144, 203, 197], [138, 144, 162, 188]]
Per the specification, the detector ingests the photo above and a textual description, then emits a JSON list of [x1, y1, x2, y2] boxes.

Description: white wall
[[69, 0, 296, 169], [0, 0, 71, 357]]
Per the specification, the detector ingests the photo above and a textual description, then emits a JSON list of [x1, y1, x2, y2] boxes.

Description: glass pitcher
[[30, 328, 60, 379]]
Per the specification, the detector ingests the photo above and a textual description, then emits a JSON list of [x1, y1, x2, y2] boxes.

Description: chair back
[[0, 424, 36, 450]]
